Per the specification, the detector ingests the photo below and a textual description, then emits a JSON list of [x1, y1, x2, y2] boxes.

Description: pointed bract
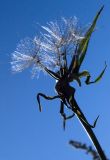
[[78, 6, 104, 68]]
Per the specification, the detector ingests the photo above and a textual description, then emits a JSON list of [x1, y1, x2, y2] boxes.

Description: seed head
[[11, 17, 85, 77]]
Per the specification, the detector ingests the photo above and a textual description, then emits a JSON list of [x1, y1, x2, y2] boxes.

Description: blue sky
[[0, 0, 110, 160]]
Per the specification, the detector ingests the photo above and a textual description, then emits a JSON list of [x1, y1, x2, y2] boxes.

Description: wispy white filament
[[11, 17, 85, 77]]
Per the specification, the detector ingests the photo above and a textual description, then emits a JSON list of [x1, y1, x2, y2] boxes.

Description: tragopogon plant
[[11, 6, 107, 160]]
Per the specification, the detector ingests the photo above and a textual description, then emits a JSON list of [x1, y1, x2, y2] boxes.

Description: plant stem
[[67, 96, 107, 160]]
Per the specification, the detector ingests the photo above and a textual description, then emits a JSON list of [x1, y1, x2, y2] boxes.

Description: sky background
[[0, 0, 110, 160]]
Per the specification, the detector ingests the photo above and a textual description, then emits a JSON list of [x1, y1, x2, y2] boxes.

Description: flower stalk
[[68, 95, 107, 160]]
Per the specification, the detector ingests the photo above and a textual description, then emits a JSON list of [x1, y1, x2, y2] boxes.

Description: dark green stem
[[67, 97, 107, 160]]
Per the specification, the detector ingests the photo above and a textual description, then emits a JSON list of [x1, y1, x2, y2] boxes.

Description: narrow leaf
[[78, 70, 90, 78], [44, 67, 60, 80], [78, 6, 104, 68], [85, 62, 107, 84], [69, 44, 79, 73], [92, 62, 107, 83]]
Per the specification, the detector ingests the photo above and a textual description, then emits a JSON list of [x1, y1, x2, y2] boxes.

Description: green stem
[[67, 97, 107, 160]]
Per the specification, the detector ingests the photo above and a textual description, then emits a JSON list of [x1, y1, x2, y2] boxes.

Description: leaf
[[78, 70, 90, 78], [85, 62, 107, 84], [44, 67, 60, 80], [78, 6, 104, 68], [92, 62, 107, 83], [68, 44, 79, 73], [68, 73, 81, 86], [69, 95, 73, 103]]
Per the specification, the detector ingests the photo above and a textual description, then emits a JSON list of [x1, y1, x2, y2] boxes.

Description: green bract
[[68, 6, 106, 86]]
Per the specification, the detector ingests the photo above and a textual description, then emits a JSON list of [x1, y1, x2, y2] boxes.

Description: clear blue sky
[[0, 0, 110, 160]]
